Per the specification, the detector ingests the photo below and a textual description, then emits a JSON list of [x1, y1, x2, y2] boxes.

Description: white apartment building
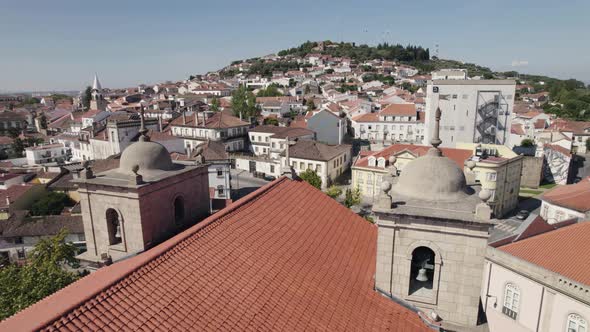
[[424, 79, 516, 148], [539, 177, 590, 223], [350, 103, 425, 144], [25, 144, 71, 165], [248, 126, 315, 158], [169, 111, 250, 152]]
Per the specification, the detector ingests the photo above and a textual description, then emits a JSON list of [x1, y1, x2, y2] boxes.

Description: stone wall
[[376, 214, 489, 327], [521, 156, 543, 188]]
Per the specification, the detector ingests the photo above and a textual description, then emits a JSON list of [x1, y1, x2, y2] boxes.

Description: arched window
[[106, 208, 121, 245], [174, 196, 185, 224], [377, 157, 386, 168], [502, 283, 520, 320], [567, 314, 587, 332], [408, 246, 435, 296], [368, 156, 376, 167]]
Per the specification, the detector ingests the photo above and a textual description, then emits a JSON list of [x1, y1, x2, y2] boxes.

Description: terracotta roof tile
[[381, 103, 416, 116], [542, 177, 590, 212], [354, 144, 472, 169], [1, 178, 428, 331], [499, 222, 590, 286]]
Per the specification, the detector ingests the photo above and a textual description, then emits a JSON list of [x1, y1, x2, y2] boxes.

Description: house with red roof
[[485, 220, 590, 332], [350, 103, 425, 144], [539, 177, 590, 223]]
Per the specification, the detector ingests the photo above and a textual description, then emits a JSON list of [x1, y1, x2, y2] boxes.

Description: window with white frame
[[487, 172, 497, 181], [502, 283, 519, 320], [377, 158, 386, 168], [567, 313, 587, 332]]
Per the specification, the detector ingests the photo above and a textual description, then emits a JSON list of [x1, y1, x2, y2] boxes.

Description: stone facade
[[77, 166, 210, 263], [520, 155, 543, 188], [375, 212, 490, 326]]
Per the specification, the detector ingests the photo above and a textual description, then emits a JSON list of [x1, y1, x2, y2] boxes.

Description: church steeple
[[90, 73, 106, 112]]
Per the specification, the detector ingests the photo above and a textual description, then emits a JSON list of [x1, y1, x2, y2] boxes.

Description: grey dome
[[119, 140, 174, 174], [393, 148, 468, 202]]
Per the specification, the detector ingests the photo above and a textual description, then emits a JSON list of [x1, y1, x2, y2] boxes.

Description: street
[[230, 169, 271, 200]]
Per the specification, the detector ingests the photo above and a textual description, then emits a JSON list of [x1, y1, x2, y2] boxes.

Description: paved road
[[230, 169, 270, 200]]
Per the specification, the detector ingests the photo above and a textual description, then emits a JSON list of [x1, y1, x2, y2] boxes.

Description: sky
[[1, 0, 589, 92]]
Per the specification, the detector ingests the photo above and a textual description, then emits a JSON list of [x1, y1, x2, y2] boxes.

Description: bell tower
[[90, 73, 107, 112], [373, 108, 493, 328]]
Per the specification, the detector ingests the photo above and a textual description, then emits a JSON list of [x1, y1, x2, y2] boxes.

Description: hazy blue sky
[[1, 0, 589, 91]]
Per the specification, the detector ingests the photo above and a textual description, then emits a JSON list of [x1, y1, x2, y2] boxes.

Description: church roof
[[92, 74, 102, 91], [0, 177, 430, 331]]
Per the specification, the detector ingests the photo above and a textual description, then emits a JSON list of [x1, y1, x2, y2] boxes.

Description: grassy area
[[539, 183, 557, 189], [520, 189, 543, 195]]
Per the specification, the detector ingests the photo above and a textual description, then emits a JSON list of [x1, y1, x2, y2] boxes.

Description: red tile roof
[[354, 144, 472, 169], [1, 178, 428, 331], [352, 112, 379, 122], [542, 177, 590, 212], [545, 143, 571, 157], [498, 222, 590, 286], [511, 124, 525, 135], [170, 111, 249, 129], [381, 103, 416, 116]]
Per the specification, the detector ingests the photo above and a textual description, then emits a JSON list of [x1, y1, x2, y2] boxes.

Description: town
[[0, 38, 589, 332]]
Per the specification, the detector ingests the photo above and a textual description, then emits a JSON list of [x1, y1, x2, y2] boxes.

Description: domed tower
[[373, 108, 493, 328], [74, 108, 210, 266]]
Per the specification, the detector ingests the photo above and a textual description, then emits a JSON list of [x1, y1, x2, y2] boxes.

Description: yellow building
[[456, 143, 523, 217], [352, 144, 473, 202]]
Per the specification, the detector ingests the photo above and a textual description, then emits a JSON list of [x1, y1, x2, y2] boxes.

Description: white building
[[539, 177, 590, 223], [350, 103, 425, 144], [25, 144, 70, 165], [169, 111, 250, 153], [248, 126, 315, 158], [484, 220, 590, 332], [424, 79, 516, 147]]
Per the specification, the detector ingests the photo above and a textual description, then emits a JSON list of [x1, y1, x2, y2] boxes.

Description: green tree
[[210, 97, 220, 112], [520, 138, 535, 147], [30, 192, 72, 216], [263, 117, 279, 126], [326, 185, 342, 199], [231, 85, 259, 119], [0, 230, 80, 320], [256, 85, 282, 97], [306, 99, 316, 111], [39, 114, 48, 129], [82, 86, 92, 110], [7, 127, 20, 139], [299, 169, 322, 189], [11, 138, 25, 156], [344, 187, 361, 208]]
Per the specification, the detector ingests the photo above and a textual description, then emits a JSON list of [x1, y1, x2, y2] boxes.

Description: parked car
[[263, 175, 276, 181], [515, 210, 529, 220]]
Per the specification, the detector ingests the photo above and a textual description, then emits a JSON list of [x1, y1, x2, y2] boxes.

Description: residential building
[[248, 126, 314, 158], [424, 79, 516, 147], [350, 103, 425, 144], [431, 69, 467, 80], [25, 144, 71, 165], [169, 111, 250, 152], [284, 140, 351, 189], [0, 213, 84, 264], [539, 177, 590, 223], [484, 221, 590, 332], [0, 177, 430, 331], [305, 109, 346, 145], [352, 144, 472, 201], [0, 110, 27, 135], [457, 143, 523, 217], [548, 119, 590, 154]]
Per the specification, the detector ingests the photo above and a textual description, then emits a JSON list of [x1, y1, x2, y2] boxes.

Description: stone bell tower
[[74, 108, 210, 266], [90, 73, 107, 112], [373, 108, 493, 328]]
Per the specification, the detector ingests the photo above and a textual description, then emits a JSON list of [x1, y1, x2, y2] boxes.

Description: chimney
[[203, 112, 207, 126], [283, 136, 292, 178], [158, 116, 163, 132], [5, 196, 10, 207], [194, 112, 198, 126], [239, 111, 243, 121], [182, 111, 186, 125]]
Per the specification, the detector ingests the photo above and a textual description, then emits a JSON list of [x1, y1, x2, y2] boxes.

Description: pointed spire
[[139, 107, 149, 142], [92, 73, 102, 91]]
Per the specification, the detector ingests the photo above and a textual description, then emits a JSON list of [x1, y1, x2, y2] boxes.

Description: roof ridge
[[0, 177, 291, 331]]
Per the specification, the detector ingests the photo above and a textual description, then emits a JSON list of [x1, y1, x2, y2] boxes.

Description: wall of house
[[539, 200, 586, 224], [521, 156, 543, 188], [307, 111, 344, 145], [542, 146, 572, 185]]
